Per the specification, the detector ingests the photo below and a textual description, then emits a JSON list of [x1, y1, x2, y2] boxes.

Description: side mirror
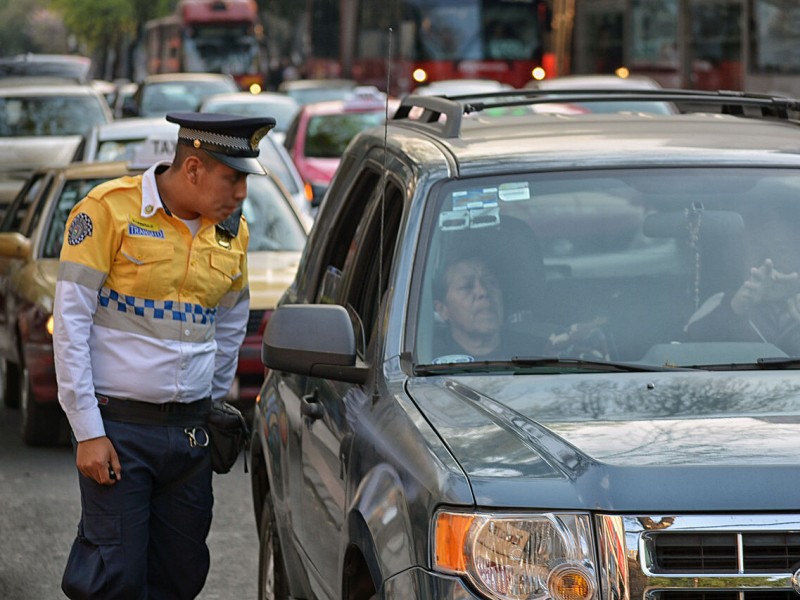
[[262, 304, 368, 384]]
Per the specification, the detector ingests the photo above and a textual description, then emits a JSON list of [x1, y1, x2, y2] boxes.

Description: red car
[[283, 87, 398, 206]]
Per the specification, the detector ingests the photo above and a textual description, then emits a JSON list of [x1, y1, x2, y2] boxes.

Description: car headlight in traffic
[[434, 511, 597, 600]]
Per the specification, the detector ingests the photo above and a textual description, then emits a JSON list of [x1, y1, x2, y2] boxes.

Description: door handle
[[301, 390, 323, 420]]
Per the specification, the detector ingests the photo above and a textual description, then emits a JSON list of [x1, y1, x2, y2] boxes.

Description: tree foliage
[[47, 0, 173, 55], [0, 0, 49, 55]]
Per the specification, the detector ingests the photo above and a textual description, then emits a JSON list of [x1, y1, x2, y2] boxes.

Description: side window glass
[[312, 167, 382, 303], [344, 180, 404, 356], [1, 172, 48, 233]]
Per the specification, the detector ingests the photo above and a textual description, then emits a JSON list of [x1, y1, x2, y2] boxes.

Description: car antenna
[[374, 26, 392, 404]]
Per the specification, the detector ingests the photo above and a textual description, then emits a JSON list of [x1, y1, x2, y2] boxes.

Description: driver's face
[[436, 257, 504, 336]]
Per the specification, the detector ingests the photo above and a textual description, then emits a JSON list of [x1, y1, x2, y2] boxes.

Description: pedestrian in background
[[53, 112, 275, 599]]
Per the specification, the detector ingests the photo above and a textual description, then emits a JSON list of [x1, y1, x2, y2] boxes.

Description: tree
[[47, 0, 173, 79], [0, 0, 50, 55]]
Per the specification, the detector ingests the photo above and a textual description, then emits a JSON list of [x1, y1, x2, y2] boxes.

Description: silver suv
[[252, 88, 800, 600]]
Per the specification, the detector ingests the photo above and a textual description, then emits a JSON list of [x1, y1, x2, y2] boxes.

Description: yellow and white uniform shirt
[[54, 162, 250, 441]]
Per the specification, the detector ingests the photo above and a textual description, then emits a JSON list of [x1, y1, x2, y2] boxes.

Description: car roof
[[141, 73, 237, 84], [0, 53, 92, 84], [51, 160, 135, 179], [527, 74, 663, 90], [0, 84, 107, 97], [414, 78, 514, 96], [381, 91, 800, 177], [93, 117, 177, 141], [298, 92, 398, 117], [279, 78, 356, 91], [201, 91, 297, 106]]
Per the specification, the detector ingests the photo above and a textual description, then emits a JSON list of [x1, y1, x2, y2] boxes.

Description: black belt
[[96, 394, 211, 427]]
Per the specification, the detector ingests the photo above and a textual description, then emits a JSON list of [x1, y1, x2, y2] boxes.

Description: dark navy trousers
[[62, 418, 213, 600]]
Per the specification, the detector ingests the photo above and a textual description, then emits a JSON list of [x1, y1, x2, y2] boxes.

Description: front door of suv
[[297, 170, 404, 595]]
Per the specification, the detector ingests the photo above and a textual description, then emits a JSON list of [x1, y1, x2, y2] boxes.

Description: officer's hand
[[76, 436, 122, 486], [731, 259, 800, 315]]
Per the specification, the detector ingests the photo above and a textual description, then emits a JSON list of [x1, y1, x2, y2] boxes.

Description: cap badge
[[193, 139, 201, 149], [249, 126, 271, 151]]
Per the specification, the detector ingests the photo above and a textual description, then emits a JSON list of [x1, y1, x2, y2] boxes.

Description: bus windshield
[[403, 0, 543, 61], [183, 24, 260, 74]]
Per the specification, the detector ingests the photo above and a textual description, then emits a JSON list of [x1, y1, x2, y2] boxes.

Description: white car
[[413, 78, 514, 96], [199, 91, 300, 145], [0, 82, 112, 213], [524, 74, 678, 114]]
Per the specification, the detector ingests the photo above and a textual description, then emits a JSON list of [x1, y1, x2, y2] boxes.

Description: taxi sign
[[128, 135, 176, 170]]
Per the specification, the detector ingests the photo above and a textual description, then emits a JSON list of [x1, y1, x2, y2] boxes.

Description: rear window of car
[[140, 81, 238, 115], [202, 100, 298, 131], [304, 112, 385, 158], [242, 175, 306, 252], [0, 95, 108, 136]]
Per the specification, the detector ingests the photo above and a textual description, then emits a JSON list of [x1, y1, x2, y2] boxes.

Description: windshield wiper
[[509, 356, 696, 372], [414, 356, 693, 376], [687, 357, 800, 371]]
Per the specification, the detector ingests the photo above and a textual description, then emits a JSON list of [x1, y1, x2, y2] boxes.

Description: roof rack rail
[[393, 95, 464, 138], [393, 88, 800, 139]]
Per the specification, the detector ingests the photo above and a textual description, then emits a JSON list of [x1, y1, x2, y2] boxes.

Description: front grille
[[655, 533, 738, 572], [652, 532, 800, 574], [597, 515, 800, 600], [657, 592, 797, 600]]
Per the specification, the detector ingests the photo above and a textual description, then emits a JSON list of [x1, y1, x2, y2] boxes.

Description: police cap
[[165, 112, 276, 175]]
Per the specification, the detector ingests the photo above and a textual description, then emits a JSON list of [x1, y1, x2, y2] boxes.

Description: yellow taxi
[[0, 155, 306, 445]]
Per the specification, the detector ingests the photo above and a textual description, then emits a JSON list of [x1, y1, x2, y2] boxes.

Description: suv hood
[[408, 371, 800, 512]]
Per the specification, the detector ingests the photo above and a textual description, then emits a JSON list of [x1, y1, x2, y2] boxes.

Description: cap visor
[[206, 150, 266, 175]]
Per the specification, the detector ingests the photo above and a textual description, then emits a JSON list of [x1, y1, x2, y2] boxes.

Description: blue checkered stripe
[[98, 288, 216, 324]]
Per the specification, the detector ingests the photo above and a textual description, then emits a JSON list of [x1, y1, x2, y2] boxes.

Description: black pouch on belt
[[206, 400, 251, 474]]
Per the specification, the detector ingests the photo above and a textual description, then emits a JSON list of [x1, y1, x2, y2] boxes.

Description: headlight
[[434, 511, 597, 600]]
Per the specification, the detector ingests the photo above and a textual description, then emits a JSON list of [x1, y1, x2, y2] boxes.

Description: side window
[[313, 167, 382, 303], [343, 180, 404, 355], [0, 172, 50, 233]]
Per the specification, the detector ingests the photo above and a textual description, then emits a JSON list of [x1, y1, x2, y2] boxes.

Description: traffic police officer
[[54, 112, 275, 599]]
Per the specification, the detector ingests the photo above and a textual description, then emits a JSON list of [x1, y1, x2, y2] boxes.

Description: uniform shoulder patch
[[67, 213, 93, 246]]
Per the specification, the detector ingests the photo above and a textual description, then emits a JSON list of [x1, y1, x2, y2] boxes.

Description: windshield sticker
[[440, 187, 503, 231], [452, 187, 498, 209], [439, 209, 470, 231], [432, 354, 475, 364], [498, 182, 531, 202], [469, 203, 500, 228]]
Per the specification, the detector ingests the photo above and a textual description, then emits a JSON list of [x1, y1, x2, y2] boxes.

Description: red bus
[[295, 0, 553, 96], [570, 0, 800, 98], [145, 0, 266, 90]]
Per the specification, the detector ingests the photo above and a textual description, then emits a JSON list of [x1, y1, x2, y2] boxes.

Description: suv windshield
[[416, 167, 800, 368]]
